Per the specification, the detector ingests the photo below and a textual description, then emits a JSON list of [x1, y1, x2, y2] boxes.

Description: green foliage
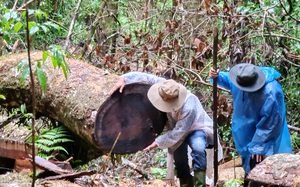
[[8, 104, 32, 126], [47, 45, 71, 79], [150, 167, 167, 180], [225, 178, 244, 187], [0, 94, 5, 100], [17, 47, 70, 93], [35, 126, 74, 160], [281, 66, 300, 128], [7, 105, 73, 160], [0, 7, 62, 50], [291, 132, 300, 153], [152, 149, 167, 167]]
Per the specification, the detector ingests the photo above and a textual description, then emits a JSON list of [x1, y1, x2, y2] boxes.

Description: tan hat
[[147, 79, 187, 112]]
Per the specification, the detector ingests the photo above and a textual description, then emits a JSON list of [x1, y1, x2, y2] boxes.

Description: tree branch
[[64, 0, 83, 49]]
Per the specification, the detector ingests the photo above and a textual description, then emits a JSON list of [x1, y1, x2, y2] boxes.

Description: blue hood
[[260, 67, 281, 84]]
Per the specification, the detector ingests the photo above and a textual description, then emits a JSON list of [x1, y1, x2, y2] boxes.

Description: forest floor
[[0, 149, 245, 187], [0, 113, 244, 187]]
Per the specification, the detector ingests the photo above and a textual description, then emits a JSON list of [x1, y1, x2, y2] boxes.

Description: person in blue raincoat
[[209, 63, 292, 187]]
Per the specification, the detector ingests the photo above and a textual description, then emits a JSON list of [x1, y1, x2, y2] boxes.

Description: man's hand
[[109, 77, 126, 95], [209, 68, 219, 78], [143, 141, 158, 151]]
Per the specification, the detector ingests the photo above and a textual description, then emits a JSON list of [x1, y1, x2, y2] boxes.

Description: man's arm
[[209, 68, 232, 90], [110, 72, 166, 94], [247, 85, 285, 155], [155, 96, 196, 149]]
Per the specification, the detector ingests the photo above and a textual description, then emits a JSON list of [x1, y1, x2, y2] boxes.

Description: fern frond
[[52, 138, 74, 144], [42, 133, 69, 140], [35, 125, 73, 158], [36, 139, 55, 146], [36, 144, 52, 153], [47, 146, 69, 154]]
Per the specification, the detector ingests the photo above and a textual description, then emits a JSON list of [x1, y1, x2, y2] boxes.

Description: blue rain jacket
[[210, 67, 292, 174]]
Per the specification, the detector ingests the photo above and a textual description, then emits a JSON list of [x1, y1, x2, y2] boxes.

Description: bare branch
[[64, 0, 83, 49]]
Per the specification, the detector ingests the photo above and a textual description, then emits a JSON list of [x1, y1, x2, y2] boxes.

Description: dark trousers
[[173, 130, 207, 179]]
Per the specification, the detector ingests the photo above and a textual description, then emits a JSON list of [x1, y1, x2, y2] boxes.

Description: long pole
[[212, 27, 219, 186]]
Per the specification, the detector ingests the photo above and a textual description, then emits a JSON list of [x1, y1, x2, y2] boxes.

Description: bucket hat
[[147, 79, 187, 112], [229, 63, 266, 92]]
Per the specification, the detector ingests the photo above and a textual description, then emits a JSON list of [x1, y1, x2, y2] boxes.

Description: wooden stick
[[166, 149, 175, 185], [212, 27, 219, 186]]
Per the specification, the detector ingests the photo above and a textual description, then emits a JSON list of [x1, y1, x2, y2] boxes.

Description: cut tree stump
[[0, 51, 167, 155], [247, 153, 300, 186]]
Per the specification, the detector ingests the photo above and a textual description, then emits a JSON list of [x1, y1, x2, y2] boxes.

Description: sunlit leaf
[[0, 94, 6, 100], [3, 21, 10, 32], [40, 25, 49, 33], [14, 22, 23, 33], [61, 64, 68, 79], [36, 64, 47, 93], [20, 104, 26, 114], [29, 25, 39, 35], [18, 58, 28, 71], [28, 9, 35, 16], [51, 55, 58, 68], [20, 65, 30, 83], [42, 51, 50, 62], [28, 21, 37, 30]]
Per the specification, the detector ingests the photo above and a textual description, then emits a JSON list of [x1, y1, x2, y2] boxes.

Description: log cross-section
[[95, 83, 167, 153]]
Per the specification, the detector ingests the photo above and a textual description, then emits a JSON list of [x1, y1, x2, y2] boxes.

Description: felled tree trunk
[[247, 153, 300, 186], [0, 51, 166, 154]]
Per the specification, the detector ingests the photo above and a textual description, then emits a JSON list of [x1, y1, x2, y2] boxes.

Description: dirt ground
[[0, 157, 245, 187]]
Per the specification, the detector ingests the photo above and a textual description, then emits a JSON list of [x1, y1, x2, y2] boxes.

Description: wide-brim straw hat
[[229, 63, 266, 92], [147, 79, 187, 112]]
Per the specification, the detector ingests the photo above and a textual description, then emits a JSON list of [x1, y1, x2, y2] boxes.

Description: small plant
[[152, 149, 167, 167], [225, 178, 244, 187], [35, 125, 74, 160], [150, 167, 167, 180]]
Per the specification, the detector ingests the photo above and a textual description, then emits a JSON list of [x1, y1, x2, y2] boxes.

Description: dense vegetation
[[0, 0, 299, 185]]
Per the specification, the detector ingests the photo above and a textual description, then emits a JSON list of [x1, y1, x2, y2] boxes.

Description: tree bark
[[0, 51, 166, 154]]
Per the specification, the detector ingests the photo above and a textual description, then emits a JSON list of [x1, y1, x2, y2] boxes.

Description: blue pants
[[174, 130, 207, 178]]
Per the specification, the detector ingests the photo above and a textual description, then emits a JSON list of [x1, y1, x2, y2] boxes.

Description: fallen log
[[247, 153, 300, 186], [0, 138, 35, 159], [0, 51, 166, 155]]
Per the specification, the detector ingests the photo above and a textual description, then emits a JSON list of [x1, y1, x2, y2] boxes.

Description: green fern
[[35, 126, 74, 159]]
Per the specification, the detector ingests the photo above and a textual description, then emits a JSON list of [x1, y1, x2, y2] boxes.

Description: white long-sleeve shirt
[[122, 72, 214, 151]]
